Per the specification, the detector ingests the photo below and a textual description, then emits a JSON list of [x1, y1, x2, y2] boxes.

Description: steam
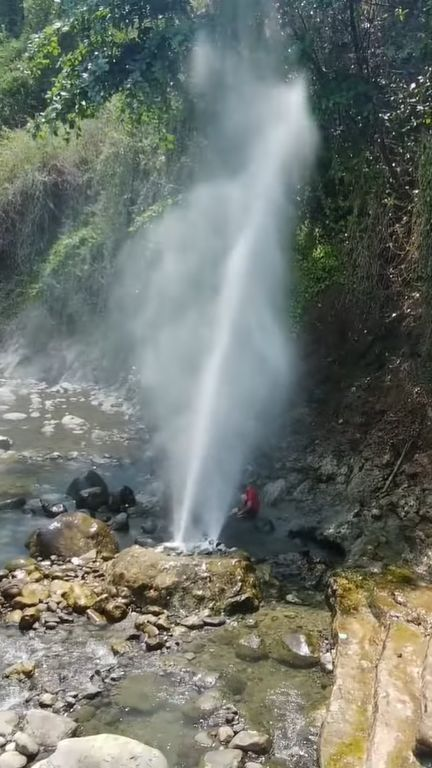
[[114, 38, 317, 544]]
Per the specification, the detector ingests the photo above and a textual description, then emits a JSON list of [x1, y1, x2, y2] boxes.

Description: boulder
[[32, 734, 168, 768], [22, 710, 77, 748], [110, 512, 129, 532], [26, 512, 119, 559], [107, 547, 261, 613], [0, 436, 12, 451], [65, 583, 98, 613], [14, 731, 39, 758], [109, 486, 136, 512]]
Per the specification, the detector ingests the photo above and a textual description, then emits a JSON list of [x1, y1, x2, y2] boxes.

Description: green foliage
[[292, 223, 343, 322]]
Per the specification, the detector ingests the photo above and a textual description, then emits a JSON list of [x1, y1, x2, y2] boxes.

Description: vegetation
[[0, 0, 432, 350]]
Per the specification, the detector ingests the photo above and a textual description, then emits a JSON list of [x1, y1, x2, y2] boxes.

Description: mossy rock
[[26, 512, 119, 559], [107, 546, 261, 613]]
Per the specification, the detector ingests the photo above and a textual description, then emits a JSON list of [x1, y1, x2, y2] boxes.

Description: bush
[[291, 222, 343, 323]]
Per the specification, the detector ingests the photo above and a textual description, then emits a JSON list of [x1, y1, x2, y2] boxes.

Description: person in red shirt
[[234, 484, 260, 520]]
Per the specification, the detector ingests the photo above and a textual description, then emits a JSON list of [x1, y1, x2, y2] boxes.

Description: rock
[[0, 711, 19, 738], [103, 600, 128, 623], [203, 616, 226, 627], [5, 610, 23, 625], [23, 711, 77, 748], [180, 615, 205, 630], [14, 584, 50, 607], [86, 609, 106, 626], [263, 478, 287, 506], [38, 693, 56, 708], [109, 487, 136, 512], [43, 503, 69, 519], [320, 651, 334, 674], [4, 662, 35, 680], [223, 593, 260, 615], [26, 512, 119, 559], [32, 734, 168, 768], [0, 755, 27, 768], [154, 615, 171, 632], [245, 763, 262, 768], [135, 537, 157, 548], [272, 632, 320, 669], [218, 726, 235, 744], [195, 731, 215, 748], [200, 750, 243, 768], [235, 632, 267, 662], [229, 730, 271, 754], [65, 583, 98, 613], [14, 732, 39, 758], [19, 607, 41, 630], [0, 436, 13, 451], [76, 487, 108, 513], [145, 637, 165, 651], [110, 512, 129, 532], [0, 497, 26, 512], [4, 557, 36, 572], [80, 684, 102, 701], [107, 547, 261, 613], [140, 518, 158, 536], [66, 471, 109, 508]]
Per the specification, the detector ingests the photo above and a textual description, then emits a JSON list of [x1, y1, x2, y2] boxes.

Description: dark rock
[[135, 536, 157, 548], [0, 436, 13, 451], [203, 616, 226, 627], [76, 487, 109, 513], [223, 593, 260, 615], [0, 496, 26, 511], [140, 518, 159, 536], [110, 512, 129, 532], [43, 502, 69, 519], [145, 636, 165, 651], [66, 471, 109, 509], [109, 486, 136, 512], [103, 600, 128, 623]]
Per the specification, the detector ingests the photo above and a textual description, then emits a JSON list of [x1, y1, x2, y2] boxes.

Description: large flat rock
[[320, 571, 432, 768], [32, 734, 168, 768], [107, 546, 261, 613]]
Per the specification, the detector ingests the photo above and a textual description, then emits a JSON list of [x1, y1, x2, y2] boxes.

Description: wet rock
[[107, 547, 261, 613], [0, 436, 13, 451], [272, 633, 320, 669], [32, 734, 168, 768], [23, 710, 77, 748], [14, 732, 39, 759], [263, 478, 287, 506], [135, 536, 157, 548], [27, 512, 119, 559], [218, 726, 235, 744], [0, 755, 27, 768], [110, 512, 129, 532], [180, 615, 205, 630], [229, 730, 271, 754], [65, 583, 98, 613], [16, 583, 50, 606], [235, 633, 268, 663], [4, 557, 36, 573], [103, 600, 128, 623], [76, 487, 108, 513], [0, 711, 19, 738], [4, 662, 35, 680], [200, 750, 243, 768], [43, 503, 69, 519]]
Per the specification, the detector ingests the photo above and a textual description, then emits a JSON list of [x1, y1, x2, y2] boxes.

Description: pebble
[[14, 732, 39, 758], [203, 616, 226, 627]]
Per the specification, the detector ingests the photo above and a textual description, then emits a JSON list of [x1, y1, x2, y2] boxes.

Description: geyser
[[116, 28, 317, 545]]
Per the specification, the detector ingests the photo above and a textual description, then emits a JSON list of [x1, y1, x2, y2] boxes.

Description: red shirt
[[245, 486, 260, 516]]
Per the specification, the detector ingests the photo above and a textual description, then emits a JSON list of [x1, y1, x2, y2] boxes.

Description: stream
[[0, 375, 332, 768]]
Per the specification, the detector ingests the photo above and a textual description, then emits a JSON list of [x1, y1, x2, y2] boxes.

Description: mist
[[113, 34, 317, 544]]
